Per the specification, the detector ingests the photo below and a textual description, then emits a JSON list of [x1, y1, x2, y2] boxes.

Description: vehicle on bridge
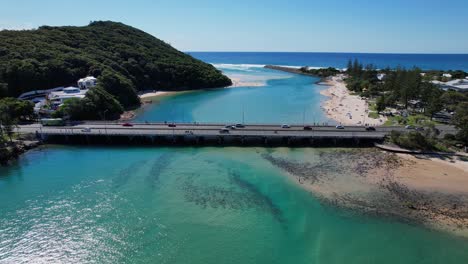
[[336, 125, 345, 129], [122, 123, 133, 127], [41, 118, 65, 126], [303, 126, 312, 130], [365, 126, 376, 131], [281, 124, 291, 128]]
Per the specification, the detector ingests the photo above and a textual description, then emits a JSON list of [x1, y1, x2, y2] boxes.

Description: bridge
[[16, 123, 457, 147]]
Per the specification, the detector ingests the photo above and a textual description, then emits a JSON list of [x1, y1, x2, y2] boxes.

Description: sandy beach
[[262, 148, 468, 237], [139, 90, 179, 99], [229, 77, 265, 88], [320, 75, 387, 126]]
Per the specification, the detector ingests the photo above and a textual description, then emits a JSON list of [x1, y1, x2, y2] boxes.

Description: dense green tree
[[441, 90, 466, 111], [58, 87, 123, 120], [97, 71, 140, 107], [376, 95, 386, 112], [0, 21, 232, 109], [452, 102, 468, 144], [0, 103, 17, 142], [0, 97, 34, 120]]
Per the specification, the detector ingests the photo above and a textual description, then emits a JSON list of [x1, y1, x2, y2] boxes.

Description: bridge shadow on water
[[42, 134, 383, 148]]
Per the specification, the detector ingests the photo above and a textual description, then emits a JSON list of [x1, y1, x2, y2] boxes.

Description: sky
[[1, 0, 468, 54]]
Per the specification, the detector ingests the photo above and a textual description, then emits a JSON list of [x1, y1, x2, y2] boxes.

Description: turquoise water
[[136, 66, 331, 124], [1, 146, 468, 263], [2, 58, 468, 263]]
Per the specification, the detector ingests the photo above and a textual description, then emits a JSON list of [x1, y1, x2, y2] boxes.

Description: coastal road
[[16, 123, 457, 139]]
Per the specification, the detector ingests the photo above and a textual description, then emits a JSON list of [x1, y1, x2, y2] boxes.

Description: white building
[[432, 79, 468, 92], [78, 76, 97, 89], [442, 73, 452, 79], [48, 87, 88, 106], [377, 73, 386, 81]]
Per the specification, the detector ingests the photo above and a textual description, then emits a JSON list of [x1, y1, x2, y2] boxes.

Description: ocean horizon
[[188, 52, 468, 71]]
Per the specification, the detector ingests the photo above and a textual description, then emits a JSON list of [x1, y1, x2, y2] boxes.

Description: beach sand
[[139, 90, 178, 99], [261, 148, 468, 237], [320, 75, 387, 126], [229, 77, 265, 88]]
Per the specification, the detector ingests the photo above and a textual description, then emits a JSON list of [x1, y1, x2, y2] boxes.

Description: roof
[[78, 76, 97, 82], [432, 79, 468, 92], [49, 87, 88, 99]]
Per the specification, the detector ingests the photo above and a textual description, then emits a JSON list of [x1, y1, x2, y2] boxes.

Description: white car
[[81, 127, 91, 132], [335, 125, 345, 129], [281, 124, 291, 128]]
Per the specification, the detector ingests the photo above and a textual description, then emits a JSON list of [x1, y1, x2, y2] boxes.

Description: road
[[16, 122, 457, 140]]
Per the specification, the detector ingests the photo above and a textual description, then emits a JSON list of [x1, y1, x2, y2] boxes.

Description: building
[[408, 100, 424, 109], [377, 73, 386, 81], [48, 87, 88, 108], [78, 76, 97, 89], [432, 111, 453, 124], [442, 73, 452, 79], [432, 79, 468, 92]]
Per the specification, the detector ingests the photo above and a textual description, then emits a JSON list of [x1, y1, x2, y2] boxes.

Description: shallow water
[[135, 66, 331, 124], [1, 146, 468, 264]]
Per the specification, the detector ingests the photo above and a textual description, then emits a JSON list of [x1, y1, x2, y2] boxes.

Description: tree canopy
[[54, 86, 124, 120], [0, 21, 232, 108]]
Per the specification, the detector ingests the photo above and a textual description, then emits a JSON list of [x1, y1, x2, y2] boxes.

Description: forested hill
[[0, 21, 232, 107]]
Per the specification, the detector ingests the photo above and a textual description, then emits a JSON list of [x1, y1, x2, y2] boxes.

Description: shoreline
[[319, 75, 387, 126], [0, 138, 41, 166], [262, 148, 468, 237], [263, 65, 387, 126], [121, 77, 267, 120]]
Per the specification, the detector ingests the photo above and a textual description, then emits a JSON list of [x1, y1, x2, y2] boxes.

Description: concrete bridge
[[16, 123, 457, 147]]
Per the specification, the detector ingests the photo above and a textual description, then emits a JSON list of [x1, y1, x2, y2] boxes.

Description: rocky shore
[[261, 148, 468, 237], [0, 136, 41, 166]]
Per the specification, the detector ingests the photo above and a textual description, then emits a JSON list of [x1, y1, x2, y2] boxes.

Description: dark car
[[122, 123, 133, 127], [235, 124, 245, 128], [219, 128, 230, 133], [168, 124, 177, 128], [365, 126, 376, 131], [303, 126, 312, 131]]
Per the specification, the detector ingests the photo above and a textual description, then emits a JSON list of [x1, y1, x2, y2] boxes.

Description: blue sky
[[1, 0, 467, 53]]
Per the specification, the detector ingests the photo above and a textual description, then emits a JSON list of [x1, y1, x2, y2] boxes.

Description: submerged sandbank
[[261, 148, 468, 237]]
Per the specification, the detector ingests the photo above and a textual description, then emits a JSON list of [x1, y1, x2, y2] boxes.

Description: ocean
[[189, 52, 468, 71], [1, 52, 468, 263]]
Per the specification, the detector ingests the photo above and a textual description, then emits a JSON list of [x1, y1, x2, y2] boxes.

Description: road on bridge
[[16, 123, 457, 140]]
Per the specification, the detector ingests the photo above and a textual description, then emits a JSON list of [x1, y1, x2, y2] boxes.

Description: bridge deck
[[17, 123, 457, 143]]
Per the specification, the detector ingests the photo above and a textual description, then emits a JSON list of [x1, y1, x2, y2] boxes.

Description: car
[[122, 123, 133, 127], [230, 126, 236, 129], [219, 128, 230, 133], [416, 127, 425, 131], [235, 124, 245, 128], [303, 126, 312, 130], [335, 125, 345, 129], [168, 124, 177, 128], [405, 125, 415, 129], [81, 127, 91, 132], [281, 124, 291, 128], [365, 126, 376, 131]]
